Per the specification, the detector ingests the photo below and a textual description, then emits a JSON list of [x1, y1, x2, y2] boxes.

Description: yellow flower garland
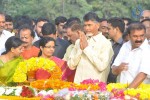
[[107, 83, 150, 99], [13, 57, 62, 82]]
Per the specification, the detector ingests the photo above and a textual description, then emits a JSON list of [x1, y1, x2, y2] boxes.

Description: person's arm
[[67, 40, 82, 70], [111, 43, 128, 75], [63, 45, 72, 61], [112, 63, 128, 75], [128, 72, 147, 88]]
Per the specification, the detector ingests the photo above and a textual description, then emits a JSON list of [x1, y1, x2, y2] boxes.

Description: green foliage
[[1, 0, 150, 21]]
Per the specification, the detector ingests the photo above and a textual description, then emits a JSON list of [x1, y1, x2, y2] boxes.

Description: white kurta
[[112, 39, 150, 84], [67, 33, 114, 83], [0, 30, 13, 55]]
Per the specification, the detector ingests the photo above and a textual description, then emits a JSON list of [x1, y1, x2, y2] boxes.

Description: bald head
[[140, 10, 150, 22]]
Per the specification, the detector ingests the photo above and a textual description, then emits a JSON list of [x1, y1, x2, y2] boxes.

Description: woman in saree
[[38, 37, 74, 81], [0, 36, 24, 85]]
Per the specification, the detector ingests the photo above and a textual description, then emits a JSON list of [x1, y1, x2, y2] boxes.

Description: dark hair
[[126, 22, 146, 34], [42, 22, 56, 36], [64, 17, 81, 29], [35, 17, 49, 25], [98, 18, 107, 22], [14, 15, 33, 29], [2, 36, 24, 54], [65, 21, 83, 32], [67, 17, 81, 24], [108, 17, 125, 33], [83, 12, 100, 22], [5, 15, 13, 22], [38, 37, 55, 56], [18, 24, 35, 38], [55, 16, 67, 25]]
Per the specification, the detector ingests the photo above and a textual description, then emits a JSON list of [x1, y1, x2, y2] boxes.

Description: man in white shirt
[[67, 12, 113, 83], [0, 13, 13, 55], [112, 22, 150, 88]]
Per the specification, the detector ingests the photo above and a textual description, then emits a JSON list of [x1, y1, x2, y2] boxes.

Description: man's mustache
[[135, 40, 142, 43]]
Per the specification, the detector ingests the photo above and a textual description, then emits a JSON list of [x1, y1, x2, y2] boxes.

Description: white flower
[[0, 87, 5, 95], [47, 90, 54, 95], [65, 93, 71, 100], [15, 87, 22, 96], [5, 88, 14, 95], [33, 88, 38, 96], [38, 90, 47, 96]]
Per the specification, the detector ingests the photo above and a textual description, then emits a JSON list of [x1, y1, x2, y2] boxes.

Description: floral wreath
[[13, 57, 62, 82]]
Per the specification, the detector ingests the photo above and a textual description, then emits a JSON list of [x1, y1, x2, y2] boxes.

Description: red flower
[[20, 86, 35, 98]]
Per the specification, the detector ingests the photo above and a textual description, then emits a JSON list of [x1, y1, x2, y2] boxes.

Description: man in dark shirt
[[107, 17, 125, 83]]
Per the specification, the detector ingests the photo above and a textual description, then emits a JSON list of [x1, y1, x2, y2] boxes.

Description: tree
[[1, 0, 150, 21]]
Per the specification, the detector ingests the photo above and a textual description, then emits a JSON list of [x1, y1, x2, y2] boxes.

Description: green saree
[[0, 57, 23, 85]]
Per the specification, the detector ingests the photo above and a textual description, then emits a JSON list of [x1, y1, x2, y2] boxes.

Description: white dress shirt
[[0, 30, 13, 55], [32, 31, 40, 43], [112, 39, 150, 84]]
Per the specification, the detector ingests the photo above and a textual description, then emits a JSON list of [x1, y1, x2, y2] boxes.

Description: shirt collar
[[117, 38, 124, 44], [87, 32, 102, 42], [111, 37, 123, 45]]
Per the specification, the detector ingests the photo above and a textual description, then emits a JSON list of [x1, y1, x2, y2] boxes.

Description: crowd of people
[[0, 10, 150, 88]]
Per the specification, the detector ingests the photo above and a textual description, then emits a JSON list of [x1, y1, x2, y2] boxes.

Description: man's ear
[[55, 25, 58, 30], [96, 22, 100, 29], [52, 34, 57, 39], [113, 27, 119, 34], [116, 27, 119, 32]]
